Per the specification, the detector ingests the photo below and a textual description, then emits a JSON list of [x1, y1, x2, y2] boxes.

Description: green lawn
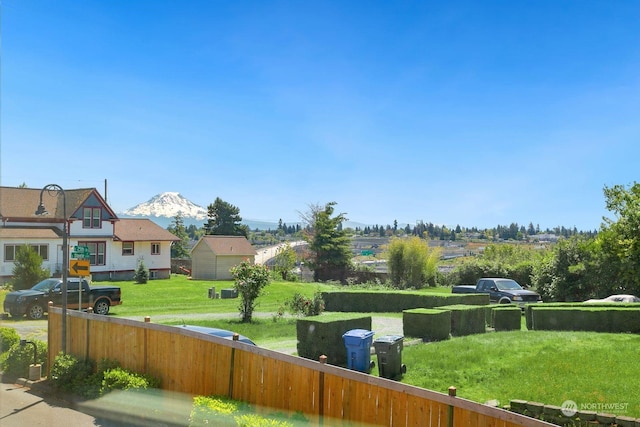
[[106, 275, 336, 317], [3, 275, 639, 417], [402, 330, 640, 418]]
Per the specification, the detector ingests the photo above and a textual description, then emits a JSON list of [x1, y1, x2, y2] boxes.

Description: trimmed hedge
[[321, 291, 489, 312], [434, 305, 486, 336], [296, 314, 372, 366], [403, 309, 451, 341], [491, 306, 521, 331], [527, 305, 640, 333]]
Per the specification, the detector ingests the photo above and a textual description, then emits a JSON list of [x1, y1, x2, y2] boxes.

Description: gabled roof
[[113, 218, 180, 242], [193, 235, 256, 256], [0, 186, 117, 223]]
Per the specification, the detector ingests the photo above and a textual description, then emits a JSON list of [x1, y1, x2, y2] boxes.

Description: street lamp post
[[35, 184, 68, 353]]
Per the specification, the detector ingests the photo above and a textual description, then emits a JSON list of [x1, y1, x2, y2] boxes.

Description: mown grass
[[104, 274, 336, 317], [3, 275, 639, 417], [402, 330, 640, 417]]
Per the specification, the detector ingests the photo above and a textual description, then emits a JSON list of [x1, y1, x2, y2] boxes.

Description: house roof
[[0, 226, 62, 239], [113, 218, 180, 242], [0, 186, 117, 223], [194, 235, 256, 256]]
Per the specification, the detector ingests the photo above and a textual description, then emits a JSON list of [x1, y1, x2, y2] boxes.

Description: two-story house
[[0, 186, 178, 284]]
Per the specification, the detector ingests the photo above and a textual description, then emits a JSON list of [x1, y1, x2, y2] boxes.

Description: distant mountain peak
[[122, 192, 207, 220]]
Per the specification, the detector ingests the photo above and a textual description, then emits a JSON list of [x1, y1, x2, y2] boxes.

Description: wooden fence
[[47, 306, 553, 427]]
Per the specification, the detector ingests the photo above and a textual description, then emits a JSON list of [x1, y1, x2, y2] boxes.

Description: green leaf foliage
[[231, 260, 271, 322]]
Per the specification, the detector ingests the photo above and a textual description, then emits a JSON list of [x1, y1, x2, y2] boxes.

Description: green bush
[[188, 396, 303, 427], [492, 306, 521, 331], [402, 309, 451, 341], [50, 353, 159, 399], [296, 314, 372, 366], [0, 339, 48, 378], [133, 259, 149, 284], [0, 327, 20, 354], [434, 305, 486, 336], [528, 305, 640, 333], [286, 291, 325, 316], [101, 367, 160, 392], [50, 352, 96, 394], [322, 291, 488, 312]]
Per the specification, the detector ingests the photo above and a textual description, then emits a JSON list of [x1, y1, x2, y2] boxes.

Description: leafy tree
[[11, 245, 50, 290], [302, 202, 352, 283], [204, 197, 249, 237], [386, 237, 441, 289], [273, 243, 297, 281], [167, 213, 190, 258], [532, 236, 601, 301], [230, 260, 271, 322], [600, 182, 640, 295]]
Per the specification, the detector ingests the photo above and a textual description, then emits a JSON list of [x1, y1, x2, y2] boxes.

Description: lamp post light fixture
[[35, 184, 68, 353]]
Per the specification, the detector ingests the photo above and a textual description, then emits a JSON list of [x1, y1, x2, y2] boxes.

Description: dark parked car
[[3, 277, 122, 320], [452, 278, 542, 309], [175, 324, 256, 345]]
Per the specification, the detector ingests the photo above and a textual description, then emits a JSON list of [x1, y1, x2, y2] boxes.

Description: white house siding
[[1, 237, 59, 281]]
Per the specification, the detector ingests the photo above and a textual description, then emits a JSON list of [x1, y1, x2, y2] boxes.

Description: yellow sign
[[69, 259, 90, 276]]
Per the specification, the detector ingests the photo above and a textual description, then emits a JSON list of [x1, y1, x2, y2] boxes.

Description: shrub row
[[491, 306, 522, 331], [321, 291, 489, 312], [403, 305, 522, 341], [403, 309, 451, 341], [296, 314, 372, 366], [525, 304, 640, 333]]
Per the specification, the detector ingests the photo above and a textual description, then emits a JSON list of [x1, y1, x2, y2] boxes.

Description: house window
[[79, 241, 106, 265], [149, 270, 158, 279], [151, 242, 160, 255], [4, 245, 16, 262], [4, 244, 48, 262], [83, 208, 101, 229], [122, 242, 134, 256]]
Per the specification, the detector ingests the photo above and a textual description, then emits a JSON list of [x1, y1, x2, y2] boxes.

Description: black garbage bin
[[373, 335, 407, 380]]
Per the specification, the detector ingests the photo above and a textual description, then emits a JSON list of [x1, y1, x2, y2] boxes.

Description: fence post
[[228, 334, 239, 398], [448, 386, 457, 427], [319, 355, 327, 425], [47, 302, 54, 378]]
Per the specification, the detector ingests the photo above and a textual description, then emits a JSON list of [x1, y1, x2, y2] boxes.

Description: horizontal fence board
[[47, 308, 554, 427]]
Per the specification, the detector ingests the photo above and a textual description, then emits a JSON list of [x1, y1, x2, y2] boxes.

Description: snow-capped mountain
[[122, 192, 207, 220], [119, 192, 281, 230]]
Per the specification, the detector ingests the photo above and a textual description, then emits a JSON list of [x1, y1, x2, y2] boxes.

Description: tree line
[[166, 182, 640, 301]]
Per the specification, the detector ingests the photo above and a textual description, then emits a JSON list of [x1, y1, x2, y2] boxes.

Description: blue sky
[[1, 1, 639, 231]]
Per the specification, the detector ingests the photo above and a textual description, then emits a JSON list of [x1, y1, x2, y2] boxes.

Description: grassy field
[[2, 275, 639, 417]]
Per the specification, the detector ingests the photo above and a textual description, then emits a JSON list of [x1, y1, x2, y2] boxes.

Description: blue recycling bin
[[342, 329, 375, 373]]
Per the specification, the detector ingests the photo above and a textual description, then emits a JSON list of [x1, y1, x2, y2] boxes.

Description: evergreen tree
[[303, 202, 352, 282], [167, 213, 190, 258], [11, 245, 50, 290], [204, 197, 249, 237]]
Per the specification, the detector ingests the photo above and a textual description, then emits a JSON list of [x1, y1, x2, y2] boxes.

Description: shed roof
[[195, 235, 256, 256], [113, 218, 180, 242]]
